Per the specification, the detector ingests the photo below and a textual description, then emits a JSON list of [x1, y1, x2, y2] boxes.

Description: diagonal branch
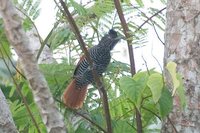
[[134, 7, 166, 33], [54, 98, 107, 133], [114, 0, 136, 75], [0, 0, 67, 132], [58, 0, 112, 133], [74, 111, 107, 133], [113, 0, 142, 133]]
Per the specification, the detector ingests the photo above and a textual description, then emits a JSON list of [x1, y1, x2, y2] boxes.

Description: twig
[[167, 116, 178, 133], [141, 106, 161, 120], [141, 56, 150, 75], [0, 49, 41, 133], [127, 121, 137, 130], [127, 6, 166, 55], [152, 23, 165, 45], [58, 0, 113, 132], [134, 7, 166, 33], [114, 0, 142, 133], [1, 43, 26, 79], [54, 98, 107, 133], [15, 7, 43, 45], [16, 6, 57, 61], [74, 111, 107, 133], [36, 22, 59, 60], [116, 108, 133, 121], [150, 44, 164, 82]]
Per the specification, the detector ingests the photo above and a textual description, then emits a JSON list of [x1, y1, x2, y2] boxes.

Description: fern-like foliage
[[1, 0, 170, 132], [13, 0, 40, 20]]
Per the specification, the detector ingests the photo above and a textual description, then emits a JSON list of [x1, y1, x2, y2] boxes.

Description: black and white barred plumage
[[74, 29, 120, 88]]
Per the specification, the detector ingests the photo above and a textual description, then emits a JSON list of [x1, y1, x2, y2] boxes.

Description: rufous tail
[[63, 79, 88, 109]]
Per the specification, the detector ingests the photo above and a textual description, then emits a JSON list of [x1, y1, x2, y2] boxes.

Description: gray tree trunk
[[0, 89, 18, 133], [0, 0, 67, 132], [162, 0, 200, 132]]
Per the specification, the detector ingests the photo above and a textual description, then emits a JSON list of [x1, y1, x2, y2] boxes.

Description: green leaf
[[133, 71, 149, 81], [147, 73, 163, 103], [0, 19, 11, 58], [0, 59, 16, 84], [120, 76, 145, 108], [0, 43, 11, 58], [109, 96, 132, 119], [40, 63, 75, 101], [166, 61, 180, 96], [176, 74, 186, 109], [69, 0, 87, 15], [9, 86, 16, 98], [158, 88, 173, 118], [49, 28, 70, 50], [142, 100, 159, 127], [113, 120, 134, 133], [22, 18, 33, 31], [135, 0, 144, 7]]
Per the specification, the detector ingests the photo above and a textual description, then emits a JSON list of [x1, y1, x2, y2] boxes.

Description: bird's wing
[[73, 54, 86, 76]]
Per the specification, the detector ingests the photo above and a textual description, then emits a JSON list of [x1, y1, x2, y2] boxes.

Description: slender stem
[[58, 0, 112, 132], [141, 56, 150, 75], [152, 23, 165, 45], [131, 5, 166, 45], [15, 7, 43, 45], [1, 44, 26, 79], [167, 116, 178, 133], [16, 6, 56, 61], [142, 106, 161, 120], [74, 111, 107, 133], [134, 7, 166, 33], [135, 105, 143, 133], [54, 98, 107, 133], [36, 22, 59, 60], [114, 0, 142, 133], [114, 0, 136, 75]]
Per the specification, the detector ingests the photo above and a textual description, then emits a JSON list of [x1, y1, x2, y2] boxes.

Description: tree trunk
[[0, 89, 18, 133], [162, 0, 200, 132], [0, 0, 66, 132]]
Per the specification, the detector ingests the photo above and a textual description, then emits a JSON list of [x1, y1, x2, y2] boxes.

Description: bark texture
[[162, 0, 200, 132], [25, 28, 55, 64], [0, 89, 18, 133], [0, 0, 66, 132]]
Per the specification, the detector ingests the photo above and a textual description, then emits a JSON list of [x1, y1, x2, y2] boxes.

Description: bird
[[63, 29, 121, 109]]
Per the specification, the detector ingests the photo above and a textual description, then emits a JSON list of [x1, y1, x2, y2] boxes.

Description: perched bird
[[63, 29, 120, 109]]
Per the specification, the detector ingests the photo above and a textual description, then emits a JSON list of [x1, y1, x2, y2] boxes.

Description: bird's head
[[98, 29, 121, 51], [108, 29, 118, 39]]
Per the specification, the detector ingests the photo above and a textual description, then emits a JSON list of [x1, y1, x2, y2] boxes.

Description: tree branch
[[0, 0, 66, 132], [114, 0, 142, 133], [0, 88, 18, 133], [58, 0, 112, 132], [114, 0, 136, 75]]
